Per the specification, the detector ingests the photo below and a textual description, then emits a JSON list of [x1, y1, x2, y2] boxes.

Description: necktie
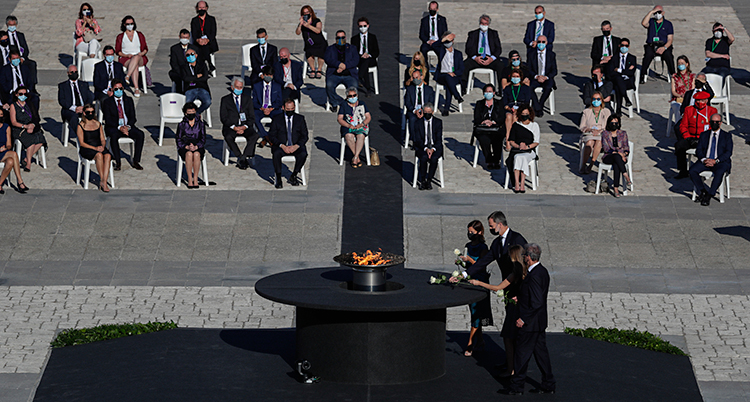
[[417, 86, 422, 106], [427, 119, 434, 148], [620, 55, 625, 71], [536, 21, 542, 38], [606, 38, 611, 55], [10, 32, 15, 46], [264, 84, 270, 108], [287, 116, 293, 146], [117, 99, 124, 119], [431, 17, 435, 36], [108, 63, 114, 80], [538, 53, 544, 75], [235, 95, 241, 113], [709, 133, 718, 159], [14, 66, 23, 87], [261, 46, 266, 61], [73, 82, 82, 107], [481, 32, 487, 58], [363, 34, 367, 54]]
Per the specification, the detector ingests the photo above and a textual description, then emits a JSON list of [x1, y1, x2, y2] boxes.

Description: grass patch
[[564, 327, 687, 356], [51, 321, 178, 348]]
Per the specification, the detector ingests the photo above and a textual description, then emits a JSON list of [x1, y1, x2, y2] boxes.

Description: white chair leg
[[76, 158, 83, 187], [222, 140, 230, 166], [372, 68, 379, 95], [438, 157, 444, 188], [530, 160, 538, 191], [38, 147, 47, 169], [472, 141, 480, 168], [83, 161, 91, 189], [63, 121, 69, 147], [549, 90, 555, 115], [140, 67, 148, 94], [201, 157, 208, 185], [176, 157, 183, 187], [159, 121, 165, 146], [726, 175, 730, 199], [465, 71, 474, 95], [595, 167, 605, 194], [339, 137, 346, 166], [504, 167, 510, 189], [404, 125, 411, 148], [108, 160, 115, 188], [412, 157, 419, 188], [299, 165, 307, 186], [364, 136, 371, 166], [210, 54, 217, 78]]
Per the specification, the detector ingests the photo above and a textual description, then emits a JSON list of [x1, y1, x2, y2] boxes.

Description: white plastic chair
[[595, 141, 634, 195], [692, 171, 730, 203], [0, 161, 16, 186], [75, 140, 115, 189], [644, 55, 670, 83], [503, 149, 539, 190], [534, 87, 555, 115], [74, 41, 103, 68], [705, 73, 730, 125], [193, 99, 212, 128], [105, 136, 135, 159], [176, 152, 208, 187], [240, 43, 257, 83], [122, 65, 148, 94], [281, 155, 307, 186], [222, 136, 247, 166], [210, 53, 217, 78], [402, 106, 411, 147], [339, 135, 371, 166], [686, 148, 698, 169], [159, 93, 186, 146], [412, 154, 444, 188], [14, 140, 46, 169], [435, 82, 462, 113], [369, 64, 380, 95], [465, 68, 496, 95]]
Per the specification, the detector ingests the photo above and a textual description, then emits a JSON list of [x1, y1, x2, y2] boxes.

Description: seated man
[[607, 37, 636, 116], [419, 1, 448, 60], [432, 31, 464, 116], [0, 31, 10, 66], [268, 98, 308, 189], [273, 47, 303, 102], [250, 28, 278, 84], [58, 64, 93, 138], [253, 65, 282, 140], [93, 45, 126, 103], [404, 69, 435, 143], [582, 64, 612, 108], [680, 73, 713, 115], [640, 6, 675, 84], [524, 5, 555, 51], [690, 113, 731, 206], [191, 1, 218, 72], [5, 16, 36, 79], [169, 29, 198, 94], [181, 47, 211, 115], [527, 35, 556, 117], [675, 91, 716, 179], [414, 103, 443, 190], [101, 79, 145, 170], [220, 78, 258, 169], [590, 20, 620, 72], [324, 30, 359, 112], [703, 22, 734, 79], [462, 14, 502, 93], [351, 17, 379, 96], [0, 48, 37, 109]]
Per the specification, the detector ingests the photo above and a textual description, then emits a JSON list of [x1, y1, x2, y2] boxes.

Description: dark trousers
[[195, 44, 214, 70], [435, 74, 461, 111], [530, 80, 553, 114], [357, 57, 377, 92], [254, 109, 282, 137], [406, 112, 419, 143], [417, 148, 442, 183], [282, 87, 301, 101], [702, 66, 731, 80], [642, 44, 675, 79], [222, 126, 259, 161], [511, 330, 556, 392], [419, 43, 435, 62], [95, 91, 109, 104], [675, 137, 699, 173], [61, 109, 80, 137], [690, 160, 730, 196], [610, 73, 635, 116], [169, 70, 185, 94], [475, 130, 503, 165], [272, 145, 307, 175], [106, 126, 144, 164], [462, 57, 502, 90], [602, 153, 627, 187]]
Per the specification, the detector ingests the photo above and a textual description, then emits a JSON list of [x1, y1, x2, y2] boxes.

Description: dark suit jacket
[[430, 43, 464, 81], [518, 262, 550, 332], [324, 44, 360, 77], [190, 15, 219, 52], [93, 60, 126, 95], [9, 31, 29, 57], [473, 98, 504, 127], [466, 229, 527, 280], [169, 42, 199, 75], [0, 63, 35, 103], [273, 60, 304, 90], [696, 129, 732, 168], [102, 95, 138, 134], [250, 43, 279, 81], [404, 84, 435, 113], [527, 48, 557, 89], [524, 19, 555, 48], [252, 81, 282, 110], [590, 35, 621, 66], [680, 87, 715, 114], [219, 92, 254, 130], [268, 112, 308, 147], [464, 28, 502, 60], [57, 80, 94, 113], [606, 53, 637, 81], [413, 116, 444, 156], [350, 32, 379, 62], [181, 60, 211, 92], [419, 14, 448, 45], [582, 79, 614, 107]]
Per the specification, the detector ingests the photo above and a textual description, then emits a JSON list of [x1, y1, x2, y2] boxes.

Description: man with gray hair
[[219, 77, 258, 169], [462, 14, 502, 93], [413, 103, 442, 189]]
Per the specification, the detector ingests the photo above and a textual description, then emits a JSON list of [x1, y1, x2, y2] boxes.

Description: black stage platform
[[34, 328, 702, 401]]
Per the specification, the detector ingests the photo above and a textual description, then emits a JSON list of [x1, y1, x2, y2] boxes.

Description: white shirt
[[527, 261, 540, 273], [476, 30, 495, 60], [440, 48, 454, 73], [282, 64, 293, 86], [0, 46, 7, 65], [500, 227, 510, 247], [116, 98, 129, 127], [619, 53, 626, 72], [121, 31, 141, 55], [703, 130, 721, 161], [534, 20, 544, 40], [358, 33, 368, 55], [413, 84, 425, 111], [11, 64, 23, 91], [429, 16, 439, 41], [536, 50, 546, 78]]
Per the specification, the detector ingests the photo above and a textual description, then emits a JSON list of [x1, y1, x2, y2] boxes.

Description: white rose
[[430, 276, 436, 284], [454, 249, 462, 255], [452, 270, 461, 277]]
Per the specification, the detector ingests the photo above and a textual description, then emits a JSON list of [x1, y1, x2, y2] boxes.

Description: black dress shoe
[[237, 159, 248, 170], [441, 110, 449, 116], [418, 181, 426, 190], [457, 96, 464, 104], [674, 171, 689, 179], [289, 174, 300, 186], [113, 163, 121, 171], [624, 98, 633, 108], [695, 190, 707, 203], [275, 176, 283, 189], [330, 105, 338, 113], [701, 193, 711, 206], [536, 110, 544, 117], [132, 162, 143, 170], [497, 388, 523, 396], [529, 388, 555, 394], [425, 181, 433, 190]]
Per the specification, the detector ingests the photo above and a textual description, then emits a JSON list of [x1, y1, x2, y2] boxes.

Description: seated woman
[[601, 114, 632, 198], [506, 105, 540, 193], [115, 15, 148, 97], [337, 87, 371, 168], [176, 102, 207, 189], [77, 103, 111, 192], [473, 84, 504, 170], [74, 3, 102, 59], [502, 70, 532, 146], [670, 55, 694, 121], [499, 50, 531, 90], [0, 108, 28, 194], [404, 51, 430, 87], [578, 91, 610, 174], [9, 86, 46, 172]]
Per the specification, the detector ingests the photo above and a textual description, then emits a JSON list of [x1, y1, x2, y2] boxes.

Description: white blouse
[[121, 32, 141, 55]]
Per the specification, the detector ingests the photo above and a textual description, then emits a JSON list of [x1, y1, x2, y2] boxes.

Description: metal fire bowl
[[333, 252, 406, 269]]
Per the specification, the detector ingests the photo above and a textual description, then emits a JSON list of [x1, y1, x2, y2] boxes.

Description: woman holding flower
[[458, 220, 491, 357]]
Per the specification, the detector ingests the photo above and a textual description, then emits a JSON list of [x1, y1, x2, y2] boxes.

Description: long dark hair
[[468, 220, 485, 244], [120, 15, 136, 32], [508, 245, 528, 279], [78, 3, 94, 19]]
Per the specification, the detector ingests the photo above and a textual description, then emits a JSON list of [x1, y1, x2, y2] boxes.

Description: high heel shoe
[[464, 344, 474, 357], [17, 182, 29, 193]]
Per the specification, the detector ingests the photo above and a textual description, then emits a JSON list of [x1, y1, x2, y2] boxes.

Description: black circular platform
[[255, 267, 486, 385]]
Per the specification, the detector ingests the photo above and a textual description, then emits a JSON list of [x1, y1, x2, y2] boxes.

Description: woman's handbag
[[369, 147, 380, 166], [83, 31, 100, 43]]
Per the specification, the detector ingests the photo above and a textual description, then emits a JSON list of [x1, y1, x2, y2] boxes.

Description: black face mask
[[279, 58, 289, 64], [84, 112, 95, 119], [285, 110, 295, 117], [602, 30, 611, 36], [710, 121, 721, 131], [197, 9, 206, 16], [423, 113, 432, 120], [0, 40, 8, 46], [186, 113, 196, 120], [489, 227, 498, 236], [695, 81, 705, 89], [607, 123, 620, 131], [413, 59, 421, 66], [429, 9, 437, 16], [519, 114, 530, 121], [68, 72, 79, 81], [467, 232, 480, 241]]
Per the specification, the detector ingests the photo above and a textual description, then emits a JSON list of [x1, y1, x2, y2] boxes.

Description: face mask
[[620, 46, 628, 54], [714, 31, 722, 39], [257, 37, 266, 45], [336, 38, 346, 46], [17, 94, 26, 102], [285, 110, 295, 117], [489, 227, 498, 236], [602, 30, 611, 36], [10, 58, 19, 67], [105, 55, 114, 63], [467, 232, 479, 241], [85, 112, 95, 119], [125, 24, 134, 31], [677, 64, 686, 71], [710, 121, 721, 131], [423, 113, 432, 120], [7, 26, 16, 32], [519, 114, 530, 121], [82, 10, 91, 16], [180, 38, 190, 45], [233, 88, 242, 96], [69, 72, 79, 81], [444, 41, 453, 48], [429, 9, 437, 16], [592, 99, 602, 107], [347, 96, 358, 104], [654, 12, 662, 20], [479, 25, 488, 32], [537, 43, 546, 51], [186, 54, 197, 63], [413, 59, 421, 66], [0, 40, 7, 46], [359, 26, 368, 34], [113, 89, 123, 98], [413, 78, 422, 86], [511, 59, 520, 67], [197, 9, 206, 16], [695, 81, 705, 89], [511, 77, 521, 85], [696, 102, 705, 109], [263, 75, 273, 83], [535, 13, 544, 20], [279, 57, 289, 64], [186, 113, 196, 120], [607, 122, 620, 131], [484, 92, 494, 100]]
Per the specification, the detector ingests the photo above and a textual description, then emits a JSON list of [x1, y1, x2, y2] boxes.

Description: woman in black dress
[[9, 86, 46, 172], [473, 84, 504, 170], [457, 220, 491, 356], [296, 5, 326, 79], [0, 108, 28, 194], [77, 103, 112, 192]]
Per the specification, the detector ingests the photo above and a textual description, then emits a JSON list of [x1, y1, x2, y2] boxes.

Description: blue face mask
[[592, 99, 602, 107], [347, 96, 358, 104], [233, 88, 242, 96], [537, 43, 546, 51], [337, 38, 346, 46], [17, 94, 26, 102], [620, 46, 628, 54], [105, 55, 114, 63], [113, 89, 123, 98], [535, 13, 544, 20], [511, 59, 520, 67], [484, 92, 494, 100], [257, 37, 266, 45], [7, 26, 16, 32], [186, 54, 197, 63], [511, 77, 521, 85], [677, 64, 686, 71], [10, 58, 19, 67]]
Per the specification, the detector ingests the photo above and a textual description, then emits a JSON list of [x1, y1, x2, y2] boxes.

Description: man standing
[[640, 5, 675, 84], [419, 1, 448, 59], [462, 14, 502, 93], [220, 78, 258, 170], [273, 48, 304, 103], [268, 99, 308, 189], [101, 79, 145, 171], [527, 35, 556, 117], [351, 17, 379, 96], [324, 30, 359, 112], [690, 113, 732, 207], [250, 28, 278, 84], [190, 1, 218, 73], [413, 103, 442, 190], [58, 65, 93, 141], [169, 29, 198, 94], [523, 5, 555, 51]]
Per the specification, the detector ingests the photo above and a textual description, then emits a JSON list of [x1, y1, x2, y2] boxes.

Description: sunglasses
[[538, 41, 547, 44], [337, 36, 346, 39]]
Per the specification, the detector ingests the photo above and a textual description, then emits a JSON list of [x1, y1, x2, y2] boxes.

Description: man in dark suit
[[191, 1, 218, 72], [250, 28, 278, 85], [93, 46, 126, 103], [268, 99, 308, 188], [419, 1, 448, 59], [0, 49, 36, 108], [220, 78, 258, 170], [58, 65, 94, 138], [253, 65, 283, 140], [462, 14, 502, 92], [351, 17, 379, 96], [524, 6, 555, 51], [169, 29, 198, 94], [680, 73, 714, 115], [0, 31, 11, 66], [404, 69, 434, 143], [324, 30, 360, 111], [413, 103, 442, 190], [273, 47, 303, 102], [582, 64, 613, 108], [503, 243, 555, 395], [460, 210, 527, 285], [590, 20, 620, 72], [101, 79, 145, 170], [690, 113, 732, 207], [607, 37, 637, 116], [527, 36, 556, 117], [432, 32, 464, 116]]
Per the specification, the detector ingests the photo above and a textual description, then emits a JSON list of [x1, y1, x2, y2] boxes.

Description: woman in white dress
[[506, 105, 540, 193]]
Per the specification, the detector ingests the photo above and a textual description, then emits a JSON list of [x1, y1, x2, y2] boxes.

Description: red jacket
[[679, 104, 717, 139]]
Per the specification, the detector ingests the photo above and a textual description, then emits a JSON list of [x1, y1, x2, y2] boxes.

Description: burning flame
[[351, 250, 389, 266]]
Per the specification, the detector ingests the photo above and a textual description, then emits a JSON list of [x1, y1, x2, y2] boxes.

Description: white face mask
[[479, 25, 488, 32], [180, 38, 190, 45], [359, 26, 368, 33], [126, 24, 134, 31], [654, 12, 662, 20], [714, 31, 723, 39]]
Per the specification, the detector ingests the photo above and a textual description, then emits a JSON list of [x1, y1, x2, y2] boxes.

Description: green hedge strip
[[564, 327, 687, 356], [51, 321, 178, 348]]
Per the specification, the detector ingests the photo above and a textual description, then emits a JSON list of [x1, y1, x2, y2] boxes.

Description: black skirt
[[178, 147, 205, 160], [80, 147, 110, 161], [500, 303, 520, 339], [469, 289, 494, 328]]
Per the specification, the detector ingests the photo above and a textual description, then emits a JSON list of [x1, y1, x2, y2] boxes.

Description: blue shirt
[[647, 18, 673, 45]]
